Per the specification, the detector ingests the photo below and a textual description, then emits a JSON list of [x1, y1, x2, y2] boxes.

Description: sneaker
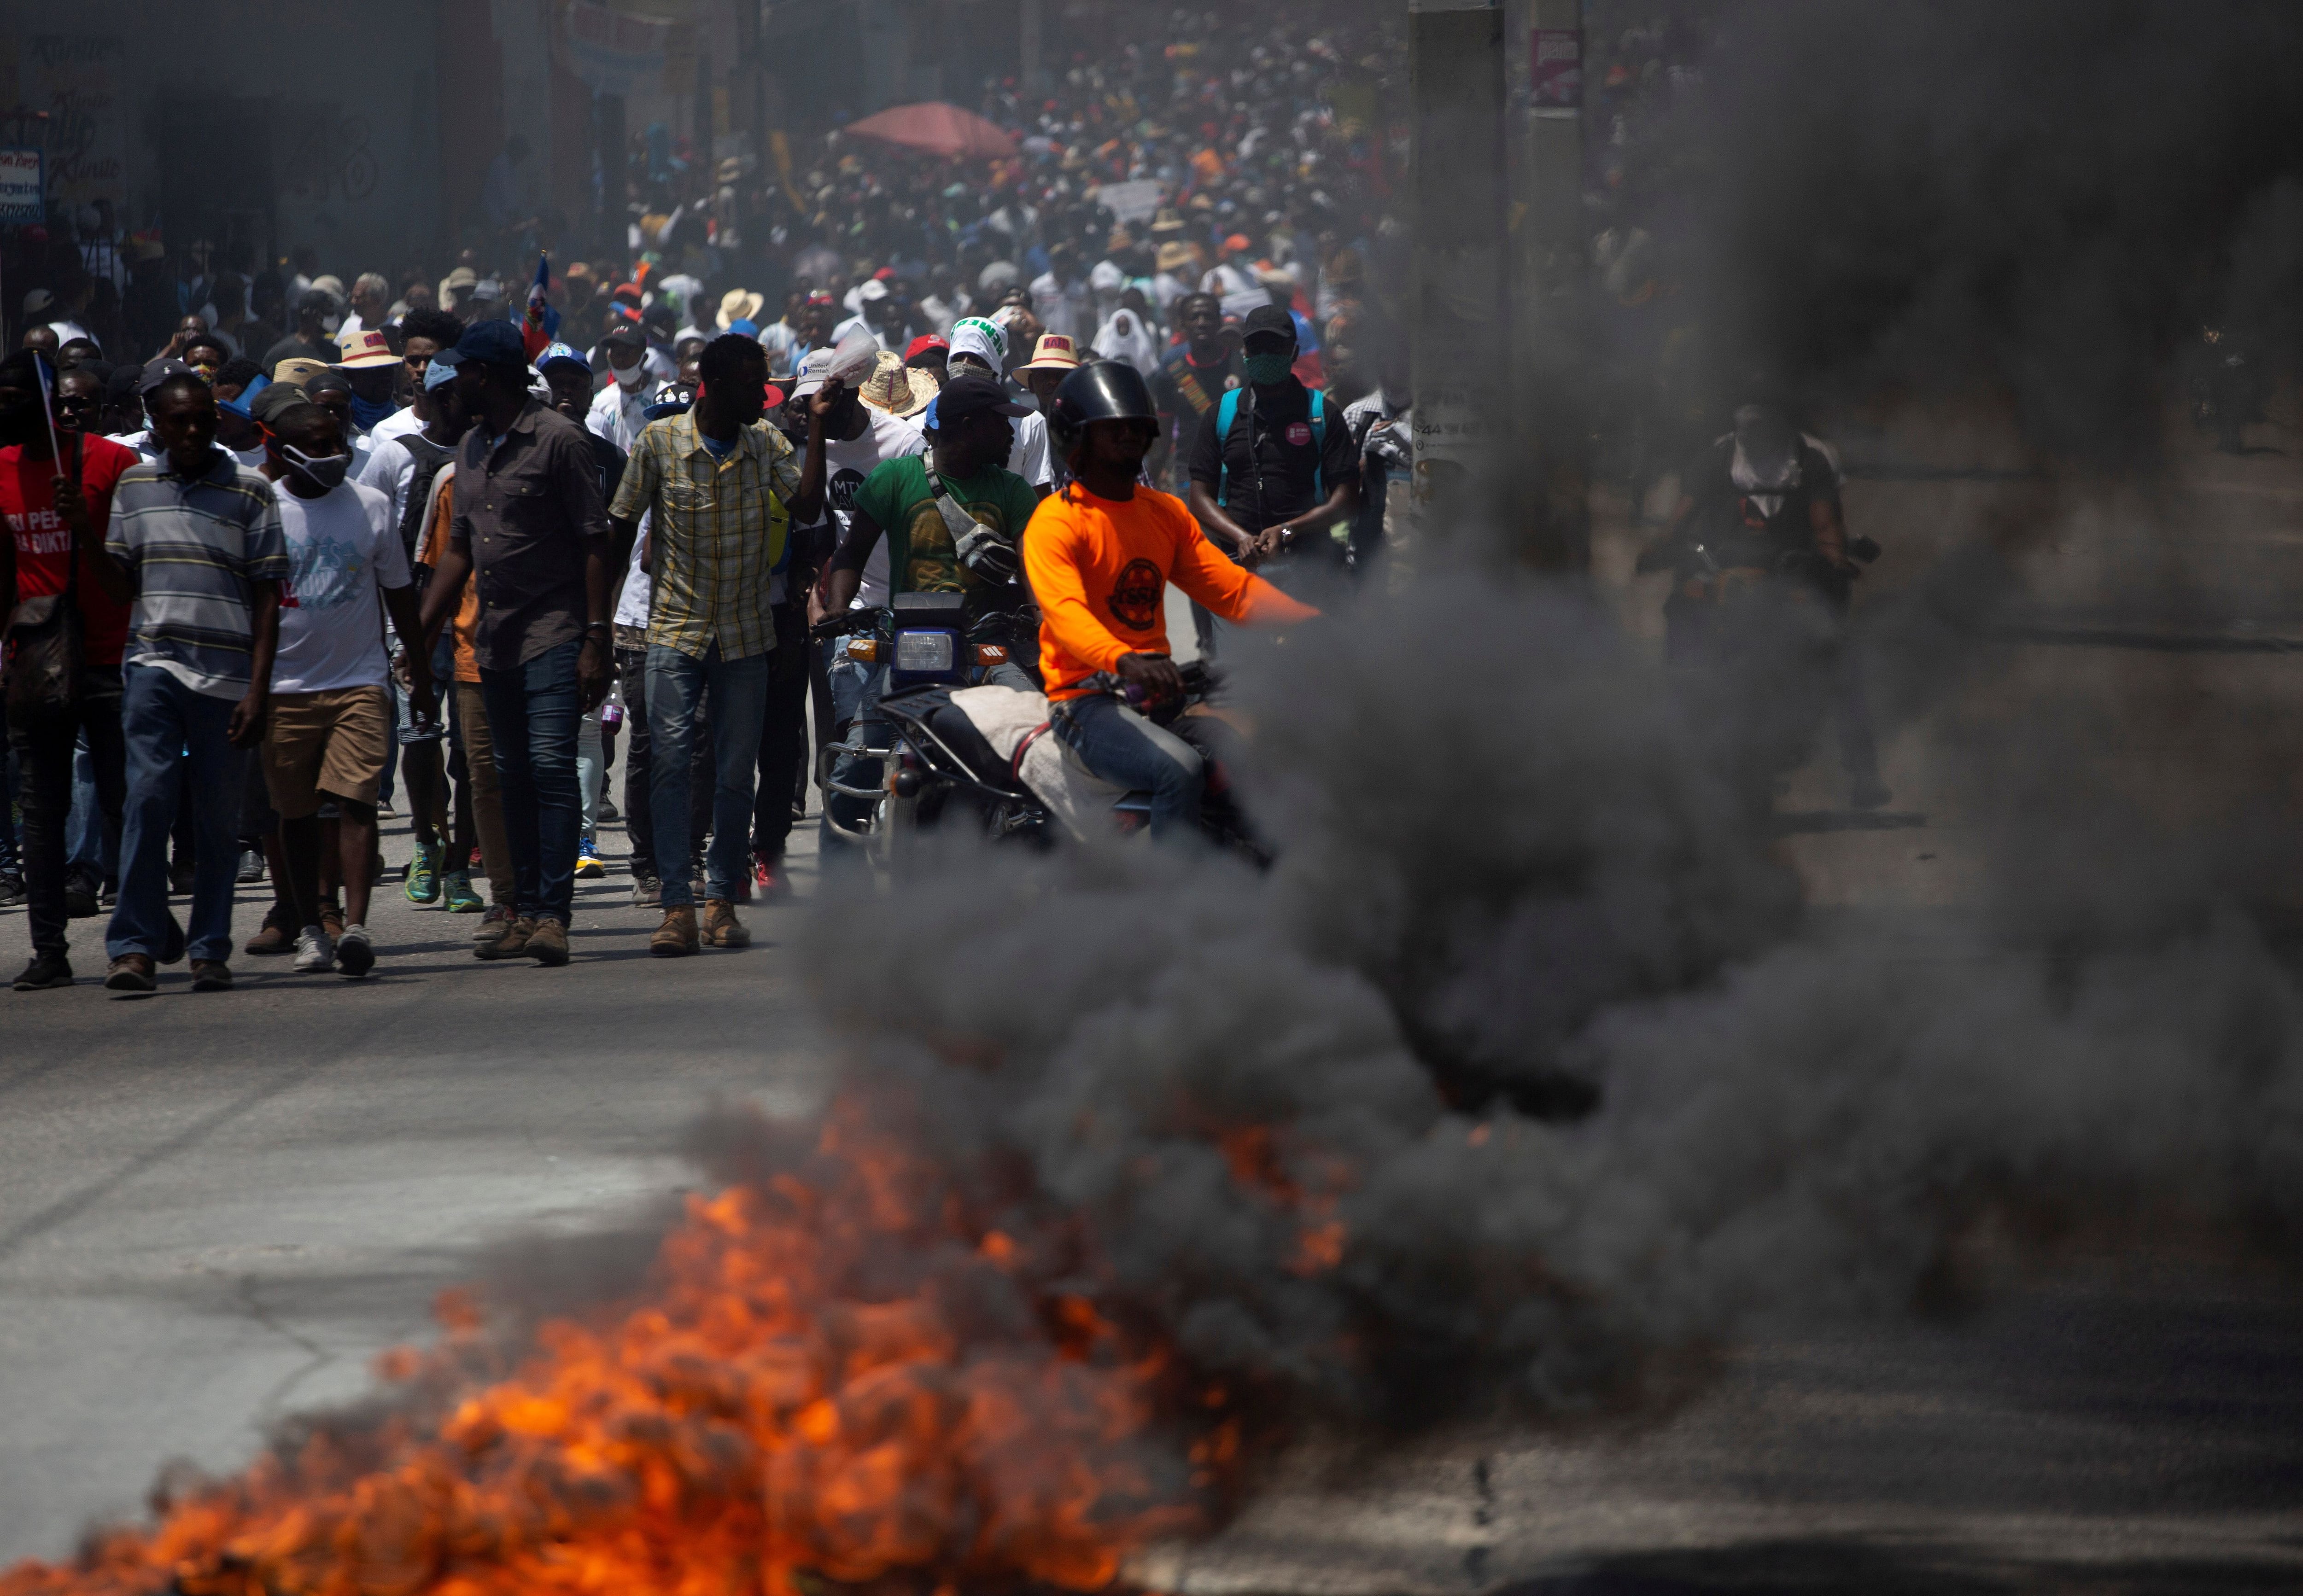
[[441, 870, 485, 913], [335, 925, 375, 979], [169, 856, 196, 896], [526, 918, 570, 966], [751, 849, 792, 902], [292, 925, 335, 973], [12, 953, 72, 990], [190, 960, 233, 991], [376, 798, 398, 817], [651, 904, 699, 957], [403, 838, 444, 904], [235, 849, 267, 885], [245, 905, 297, 956], [104, 954, 156, 992], [64, 883, 99, 919], [631, 872, 661, 909], [473, 902, 518, 946], [701, 898, 750, 949], [574, 836, 606, 879], [0, 871, 26, 908], [599, 796, 621, 822], [476, 913, 535, 959]]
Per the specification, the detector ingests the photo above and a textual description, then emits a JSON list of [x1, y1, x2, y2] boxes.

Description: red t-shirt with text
[[2, 435, 137, 665]]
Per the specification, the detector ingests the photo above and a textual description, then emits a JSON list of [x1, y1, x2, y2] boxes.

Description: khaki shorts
[[262, 685, 391, 819]]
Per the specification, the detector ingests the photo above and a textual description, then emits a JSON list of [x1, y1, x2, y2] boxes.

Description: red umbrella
[[844, 102, 1019, 163]]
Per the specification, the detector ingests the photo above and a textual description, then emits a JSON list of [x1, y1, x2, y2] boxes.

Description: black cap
[[299, 288, 339, 315], [602, 322, 646, 351], [135, 358, 195, 396], [1242, 305, 1296, 344], [926, 371, 1031, 430]]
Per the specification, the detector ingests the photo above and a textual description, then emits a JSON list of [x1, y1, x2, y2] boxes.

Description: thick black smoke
[[1614, 0, 2303, 461], [770, 557, 2303, 1439]]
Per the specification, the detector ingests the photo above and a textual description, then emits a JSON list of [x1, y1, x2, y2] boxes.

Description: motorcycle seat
[[921, 701, 1012, 790]]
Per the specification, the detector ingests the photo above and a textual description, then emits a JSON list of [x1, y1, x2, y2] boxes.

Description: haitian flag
[[521, 252, 561, 361]]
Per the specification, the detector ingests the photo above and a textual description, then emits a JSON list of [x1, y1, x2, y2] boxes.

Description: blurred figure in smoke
[[1646, 384, 1887, 810]]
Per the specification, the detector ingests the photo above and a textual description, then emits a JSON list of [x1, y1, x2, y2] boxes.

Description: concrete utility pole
[[1021, 0, 1045, 97], [1408, 0, 1510, 531], [1520, 0, 1589, 570]]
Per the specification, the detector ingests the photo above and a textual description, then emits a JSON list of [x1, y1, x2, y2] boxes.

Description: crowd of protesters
[[0, 2, 1432, 991]]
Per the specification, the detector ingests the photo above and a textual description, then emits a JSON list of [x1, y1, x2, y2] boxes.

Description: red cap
[[904, 334, 950, 361], [613, 282, 643, 301], [763, 382, 787, 410], [873, 266, 897, 281]]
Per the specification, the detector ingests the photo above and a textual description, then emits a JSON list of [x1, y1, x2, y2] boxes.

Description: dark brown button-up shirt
[[448, 399, 611, 671]]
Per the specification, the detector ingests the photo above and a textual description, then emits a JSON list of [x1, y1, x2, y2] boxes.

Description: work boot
[[104, 954, 156, 992], [701, 898, 750, 949], [476, 914, 536, 960], [245, 903, 297, 955], [525, 918, 570, 967], [190, 961, 233, 991], [630, 870, 660, 909], [651, 904, 700, 957]]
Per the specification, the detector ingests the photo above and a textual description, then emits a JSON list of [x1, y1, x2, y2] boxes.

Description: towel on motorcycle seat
[[951, 682, 1131, 841]]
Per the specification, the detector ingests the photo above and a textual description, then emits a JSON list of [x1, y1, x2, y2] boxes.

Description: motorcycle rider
[[820, 372, 1043, 687], [1650, 387, 1888, 808], [1026, 361, 1317, 839]]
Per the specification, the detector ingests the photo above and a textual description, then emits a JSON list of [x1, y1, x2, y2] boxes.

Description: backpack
[[1216, 385, 1325, 509], [394, 432, 460, 560]]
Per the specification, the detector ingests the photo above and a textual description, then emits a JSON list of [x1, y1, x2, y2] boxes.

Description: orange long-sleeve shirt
[[1023, 482, 1317, 699]]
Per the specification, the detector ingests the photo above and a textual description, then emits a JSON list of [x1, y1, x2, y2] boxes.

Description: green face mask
[[1242, 350, 1294, 385]]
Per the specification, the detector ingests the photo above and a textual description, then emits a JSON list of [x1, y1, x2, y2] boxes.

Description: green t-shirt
[[850, 454, 1041, 610]]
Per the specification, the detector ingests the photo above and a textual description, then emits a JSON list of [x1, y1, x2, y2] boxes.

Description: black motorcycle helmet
[[1046, 359, 1158, 462]]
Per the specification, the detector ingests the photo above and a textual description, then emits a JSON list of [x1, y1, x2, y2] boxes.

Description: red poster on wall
[[1532, 29, 1583, 109]]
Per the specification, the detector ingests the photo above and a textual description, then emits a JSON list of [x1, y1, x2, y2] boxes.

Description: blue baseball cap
[[435, 318, 528, 372], [217, 373, 270, 420], [535, 340, 589, 376], [422, 356, 459, 392]]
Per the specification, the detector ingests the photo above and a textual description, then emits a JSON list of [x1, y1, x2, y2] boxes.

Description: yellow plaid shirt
[[608, 412, 799, 660]]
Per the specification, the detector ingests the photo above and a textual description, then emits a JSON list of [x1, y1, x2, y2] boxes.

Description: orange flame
[[1, 1095, 1216, 1596]]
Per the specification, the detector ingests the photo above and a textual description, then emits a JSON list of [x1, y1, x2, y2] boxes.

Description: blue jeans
[[106, 664, 244, 963], [1050, 693, 1204, 840], [478, 639, 584, 925], [646, 641, 770, 907], [820, 639, 887, 857]]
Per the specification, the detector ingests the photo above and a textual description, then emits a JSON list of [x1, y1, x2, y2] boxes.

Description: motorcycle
[[813, 598, 1264, 870]]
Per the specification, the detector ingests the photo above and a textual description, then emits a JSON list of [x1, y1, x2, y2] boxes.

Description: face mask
[[321, 314, 342, 335], [614, 361, 649, 391], [1242, 350, 1294, 385], [281, 444, 351, 490], [350, 393, 396, 433]]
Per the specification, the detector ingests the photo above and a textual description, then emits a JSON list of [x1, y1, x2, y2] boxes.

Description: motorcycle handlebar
[[809, 607, 886, 643]]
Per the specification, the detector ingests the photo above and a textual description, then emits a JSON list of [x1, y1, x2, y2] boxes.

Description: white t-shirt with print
[[821, 410, 927, 608], [270, 480, 410, 694]]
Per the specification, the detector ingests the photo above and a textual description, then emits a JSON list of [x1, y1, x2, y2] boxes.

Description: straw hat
[[1016, 333, 1082, 374], [857, 349, 934, 418], [1155, 241, 1196, 274], [717, 288, 765, 330]]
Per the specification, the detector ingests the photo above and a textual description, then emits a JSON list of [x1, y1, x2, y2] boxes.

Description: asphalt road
[[0, 791, 834, 1561], [5, 425, 2303, 1590]]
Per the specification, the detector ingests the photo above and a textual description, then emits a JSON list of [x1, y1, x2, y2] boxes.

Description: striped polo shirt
[[107, 447, 289, 698]]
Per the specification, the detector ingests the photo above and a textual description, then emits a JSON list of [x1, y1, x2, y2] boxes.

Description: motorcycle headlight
[[894, 629, 955, 674]]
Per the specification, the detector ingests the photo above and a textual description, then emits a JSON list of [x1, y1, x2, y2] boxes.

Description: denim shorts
[[392, 631, 457, 744]]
